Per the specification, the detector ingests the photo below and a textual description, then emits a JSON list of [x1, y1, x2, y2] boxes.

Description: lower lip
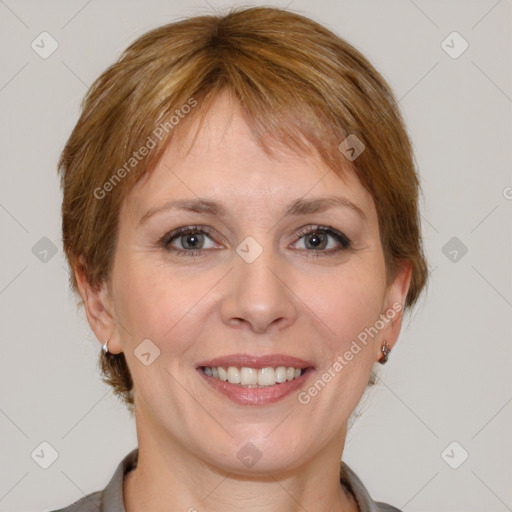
[[197, 368, 314, 406]]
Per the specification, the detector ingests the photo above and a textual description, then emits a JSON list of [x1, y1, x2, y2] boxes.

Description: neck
[[124, 405, 359, 512]]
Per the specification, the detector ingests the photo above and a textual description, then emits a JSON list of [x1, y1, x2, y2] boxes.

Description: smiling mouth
[[199, 366, 308, 388]]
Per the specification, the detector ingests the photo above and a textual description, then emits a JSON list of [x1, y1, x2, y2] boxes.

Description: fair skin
[[76, 91, 411, 512]]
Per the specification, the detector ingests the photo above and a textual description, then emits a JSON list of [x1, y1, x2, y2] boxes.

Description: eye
[[292, 225, 351, 257], [160, 226, 220, 257], [159, 224, 352, 258]]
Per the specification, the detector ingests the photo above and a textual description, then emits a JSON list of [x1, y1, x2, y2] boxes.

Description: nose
[[220, 241, 299, 334]]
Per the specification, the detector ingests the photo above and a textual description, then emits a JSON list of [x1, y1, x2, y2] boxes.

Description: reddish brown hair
[[59, 6, 428, 411]]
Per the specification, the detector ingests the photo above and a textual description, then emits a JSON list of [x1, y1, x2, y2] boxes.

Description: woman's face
[[91, 92, 410, 473]]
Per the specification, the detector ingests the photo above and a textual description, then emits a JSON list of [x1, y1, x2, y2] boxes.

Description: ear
[[374, 260, 412, 362], [74, 256, 123, 354]]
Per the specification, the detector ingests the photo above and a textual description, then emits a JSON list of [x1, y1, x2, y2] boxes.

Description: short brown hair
[[58, 6, 428, 412]]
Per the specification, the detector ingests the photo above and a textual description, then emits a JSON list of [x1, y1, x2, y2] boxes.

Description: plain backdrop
[[0, 1, 510, 511]]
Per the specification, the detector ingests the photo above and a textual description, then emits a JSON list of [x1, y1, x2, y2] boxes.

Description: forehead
[[123, 91, 375, 222]]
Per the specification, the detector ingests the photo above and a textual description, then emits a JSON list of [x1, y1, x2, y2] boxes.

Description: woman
[[53, 6, 427, 512]]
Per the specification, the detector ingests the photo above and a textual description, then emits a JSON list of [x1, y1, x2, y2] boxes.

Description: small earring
[[102, 336, 111, 354], [378, 341, 391, 364]]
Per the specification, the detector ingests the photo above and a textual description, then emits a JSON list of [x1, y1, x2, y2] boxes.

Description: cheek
[[112, 254, 204, 353], [300, 263, 385, 359]]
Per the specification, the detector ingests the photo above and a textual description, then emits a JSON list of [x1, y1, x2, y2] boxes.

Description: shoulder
[[340, 460, 403, 512], [49, 448, 138, 512], [375, 502, 403, 512], [49, 490, 102, 512]]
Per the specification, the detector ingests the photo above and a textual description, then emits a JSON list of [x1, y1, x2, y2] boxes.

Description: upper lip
[[196, 353, 314, 369]]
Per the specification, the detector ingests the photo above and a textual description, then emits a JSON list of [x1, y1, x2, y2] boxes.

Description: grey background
[[0, 0, 510, 511]]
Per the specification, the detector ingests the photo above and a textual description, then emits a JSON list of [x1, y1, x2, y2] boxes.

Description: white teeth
[[258, 367, 275, 386], [275, 366, 287, 383], [217, 367, 228, 381], [240, 367, 258, 386], [202, 365, 305, 387], [227, 366, 241, 384]]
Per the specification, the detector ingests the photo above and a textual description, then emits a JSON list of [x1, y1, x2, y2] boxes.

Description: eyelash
[[159, 225, 352, 258]]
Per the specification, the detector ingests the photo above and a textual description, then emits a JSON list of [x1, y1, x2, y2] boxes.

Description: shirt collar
[[101, 448, 381, 512]]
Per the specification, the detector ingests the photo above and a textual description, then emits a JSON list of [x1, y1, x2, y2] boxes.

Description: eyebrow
[[138, 195, 367, 226]]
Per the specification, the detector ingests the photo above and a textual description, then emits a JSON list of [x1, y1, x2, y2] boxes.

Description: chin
[[202, 434, 309, 475]]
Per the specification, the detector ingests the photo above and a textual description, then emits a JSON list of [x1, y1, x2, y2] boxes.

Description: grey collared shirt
[[50, 448, 402, 512]]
